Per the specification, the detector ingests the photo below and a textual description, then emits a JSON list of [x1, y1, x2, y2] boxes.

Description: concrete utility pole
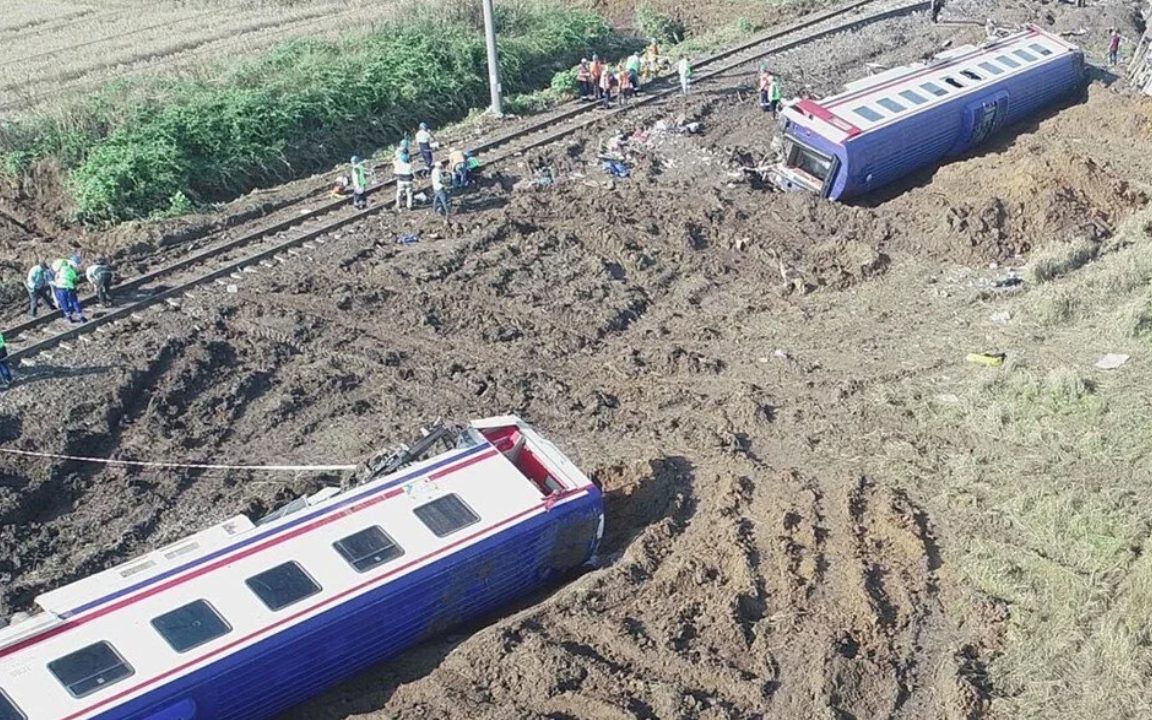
[[481, 0, 503, 116]]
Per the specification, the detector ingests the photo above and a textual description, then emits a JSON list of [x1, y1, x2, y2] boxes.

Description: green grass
[[0, 0, 614, 224]]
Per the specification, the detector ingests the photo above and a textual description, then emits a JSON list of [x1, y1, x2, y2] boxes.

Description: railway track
[[2, 0, 928, 365]]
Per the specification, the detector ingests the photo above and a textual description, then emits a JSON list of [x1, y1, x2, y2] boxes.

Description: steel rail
[[5, 0, 927, 364]]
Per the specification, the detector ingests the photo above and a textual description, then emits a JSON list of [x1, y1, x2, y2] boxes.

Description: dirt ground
[[3, 1, 1152, 719]]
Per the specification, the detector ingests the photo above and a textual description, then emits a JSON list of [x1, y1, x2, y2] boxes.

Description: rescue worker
[[767, 74, 783, 118], [626, 52, 642, 91], [415, 122, 436, 176], [618, 62, 634, 105], [395, 138, 411, 163], [758, 63, 772, 111], [86, 258, 113, 306], [930, 0, 944, 23], [677, 55, 692, 94], [590, 54, 604, 100], [0, 330, 12, 389], [51, 256, 86, 323], [642, 39, 660, 83], [393, 153, 415, 211], [1109, 29, 1122, 65], [576, 58, 592, 100], [599, 64, 615, 108], [350, 156, 368, 209], [25, 260, 54, 317], [431, 159, 451, 218], [449, 147, 469, 187]]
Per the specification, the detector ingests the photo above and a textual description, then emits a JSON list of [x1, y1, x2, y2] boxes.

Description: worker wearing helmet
[[415, 122, 436, 177], [350, 155, 368, 210]]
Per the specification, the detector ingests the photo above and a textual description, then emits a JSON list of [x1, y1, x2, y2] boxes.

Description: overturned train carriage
[[0, 417, 604, 720], [770, 26, 1085, 200]]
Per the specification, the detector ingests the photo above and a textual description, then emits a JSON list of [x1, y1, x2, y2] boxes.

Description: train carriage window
[[1013, 48, 1037, 62], [899, 89, 927, 105], [852, 106, 883, 123], [414, 494, 480, 537], [978, 61, 1004, 75], [960, 69, 982, 81], [48, 642, 135, 698], [246, 562, 321, 611], [876, 98, 905, 113], [920, 82, 948, 96], [996, 54, 1020, 68], [151, 600, 232, 653], [0, 690, 24, 720], [1030, 43, 1053, 56], [334, 526, 404, 572], [943, 76, 965, 89]]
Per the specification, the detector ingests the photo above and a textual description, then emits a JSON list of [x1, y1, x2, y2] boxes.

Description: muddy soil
[[1, 2, 1149, 719]]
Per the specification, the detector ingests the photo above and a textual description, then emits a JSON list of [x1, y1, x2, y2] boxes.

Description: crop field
[[0, 0, 407, 115]]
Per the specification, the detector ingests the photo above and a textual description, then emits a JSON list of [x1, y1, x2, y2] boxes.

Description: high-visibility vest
[[351, 162, 367, 190], [53, 263, 77, 290], [590, 60, 603, 78], [769, 79, 782, 102], [415, 129, 432, 146], [394, 160, 414, 182], [0, 332, 6, 351], [576, 62, 590, 81]]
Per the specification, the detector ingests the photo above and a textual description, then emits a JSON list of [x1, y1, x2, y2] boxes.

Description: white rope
[[0, 447, 357, 472]]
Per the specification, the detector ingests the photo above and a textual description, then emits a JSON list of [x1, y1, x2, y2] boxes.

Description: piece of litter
[[226, 284, 239, 294], [1095, 353, 1129, 370], [936, 394, 960, 403], [397, 233, 419, 245], [990, 311, 1011, 324], [966, 352, 1005, 367], [774, 349, 791, 361], [758, 357, 769, 363]]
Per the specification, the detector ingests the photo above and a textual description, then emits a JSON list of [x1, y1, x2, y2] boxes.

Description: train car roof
[[0, 416, 591, 652], [781, 26, 1081, 144]]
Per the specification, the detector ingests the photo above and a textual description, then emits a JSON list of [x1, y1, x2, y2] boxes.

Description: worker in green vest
[[767, 74, 783, 119], [51, 256, 87, 323], [0, 331, 12, 388], [350, 156, 368, 210]]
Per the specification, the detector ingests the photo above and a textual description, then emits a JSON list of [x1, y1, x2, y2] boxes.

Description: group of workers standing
[[24, 255, 113, 322], [575, 41, 701, 107], [345, 121, 479, 217], [1, 255, 113, 390]]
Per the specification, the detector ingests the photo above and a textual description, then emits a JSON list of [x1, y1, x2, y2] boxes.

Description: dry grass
[[0, 0, 408, 115], [855, 210, 1152, 720]]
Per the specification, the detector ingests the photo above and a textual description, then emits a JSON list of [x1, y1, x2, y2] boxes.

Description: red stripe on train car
[[0, 448, 501, 662], [62, 486, 589, 720]]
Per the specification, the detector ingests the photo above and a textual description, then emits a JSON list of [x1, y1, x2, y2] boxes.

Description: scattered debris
[[1095, 353, 1130, 370], [936, 393, 960, 403], [774, 348, 791, 361], [990, 311, 1011, 324], [397, 233, 419, 245]]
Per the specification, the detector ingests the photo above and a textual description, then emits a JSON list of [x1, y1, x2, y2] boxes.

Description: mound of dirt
[[879, 86, 1149, 261]]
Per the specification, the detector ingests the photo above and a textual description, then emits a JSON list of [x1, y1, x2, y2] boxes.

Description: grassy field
[[0, 0, 410, 116], [858, 212, 1152, 719], [0, 0, 620, 223]]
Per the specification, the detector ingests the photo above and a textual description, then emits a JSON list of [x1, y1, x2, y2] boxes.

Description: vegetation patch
[[0, 0, 614, 224]]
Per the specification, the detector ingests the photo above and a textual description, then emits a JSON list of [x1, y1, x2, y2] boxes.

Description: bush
[[635, 3, 686, 44], [2, 1, 614, 224]]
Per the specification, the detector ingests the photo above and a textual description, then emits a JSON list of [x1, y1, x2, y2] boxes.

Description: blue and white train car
[[0, 416, 604, 720], [769, 26, 1085, 200]]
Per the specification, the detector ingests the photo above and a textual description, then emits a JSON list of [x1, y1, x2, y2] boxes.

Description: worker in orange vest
[[590, 54, 604, 101], [576, 58, 592, 100]]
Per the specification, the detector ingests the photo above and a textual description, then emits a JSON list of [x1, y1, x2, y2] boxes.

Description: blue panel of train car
[[0, 417, 604, 720], [769, 26, 1085, 200]]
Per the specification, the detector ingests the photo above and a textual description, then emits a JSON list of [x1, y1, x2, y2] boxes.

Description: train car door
[[949, 90, 1009, 157]]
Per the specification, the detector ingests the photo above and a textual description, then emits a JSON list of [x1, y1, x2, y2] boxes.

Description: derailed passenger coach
[[0, 417, 604, 720], [769, 26, 1085, 200]]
